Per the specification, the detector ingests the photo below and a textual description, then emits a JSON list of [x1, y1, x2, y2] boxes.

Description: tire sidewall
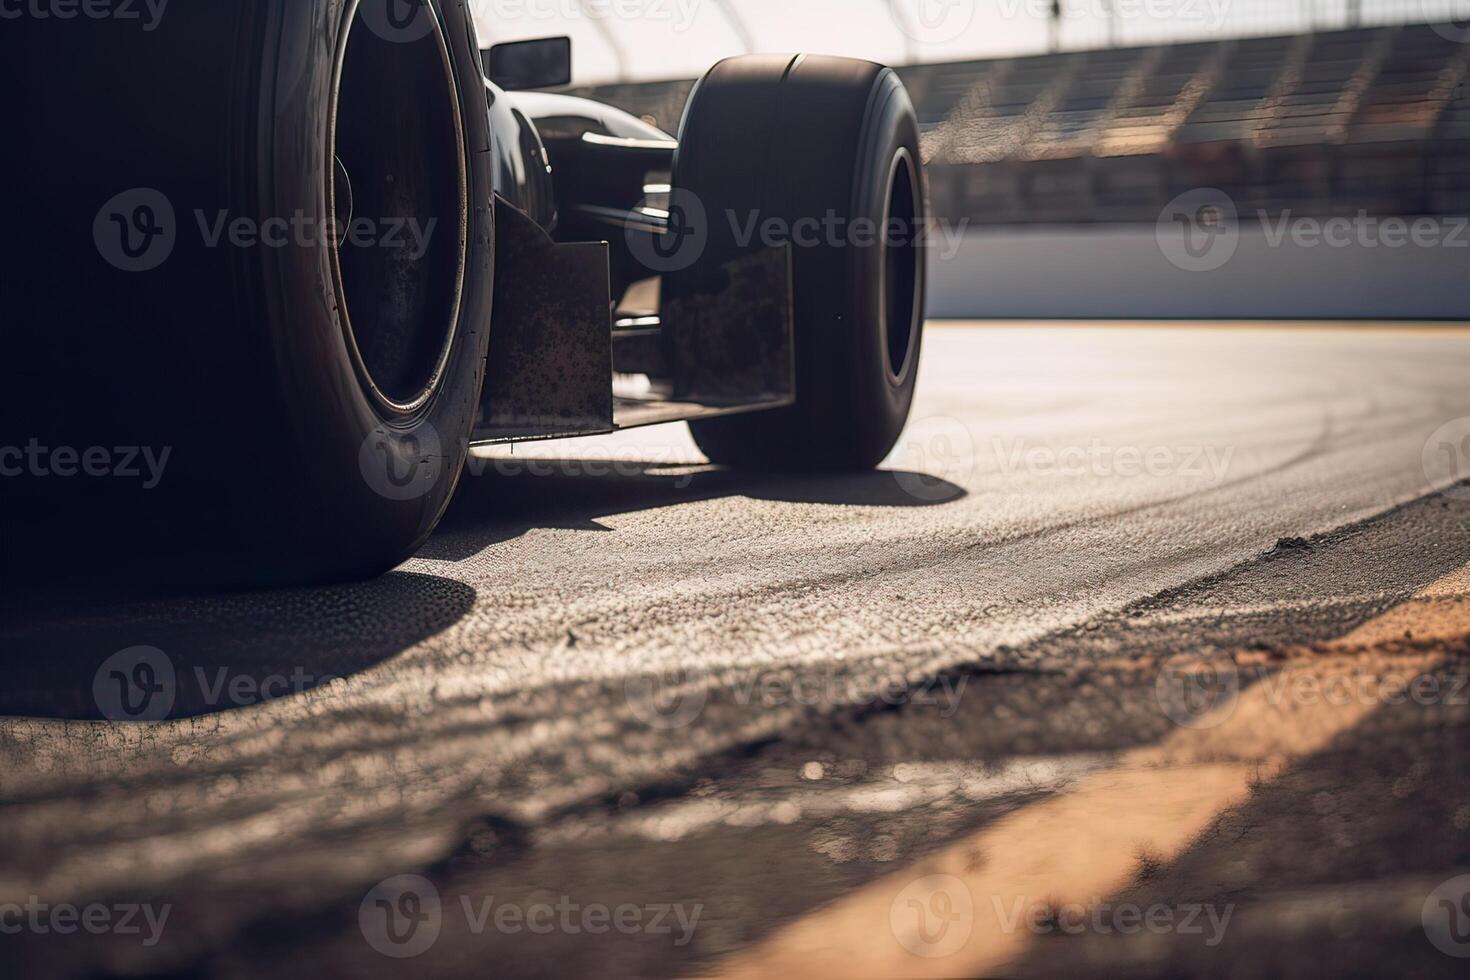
[[844, 71, 926, 464], [235, 0, 494, 577]]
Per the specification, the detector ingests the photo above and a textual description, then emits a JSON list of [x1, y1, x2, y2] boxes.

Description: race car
[[1, 0, 926, 587]]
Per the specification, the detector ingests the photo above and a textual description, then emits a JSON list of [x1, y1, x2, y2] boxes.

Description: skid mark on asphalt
[[708, 565, 1467, 979], [2, 489, 1464, 936], [229, 490, 1470, 980]]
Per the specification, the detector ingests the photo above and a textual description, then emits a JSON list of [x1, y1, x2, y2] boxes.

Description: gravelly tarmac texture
[[3, 324, 1470, 978]]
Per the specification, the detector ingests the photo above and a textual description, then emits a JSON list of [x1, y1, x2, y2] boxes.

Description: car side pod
[[472, 198, 796, 445], [475, 198, 614, 443], [666, 245, 796, 414]]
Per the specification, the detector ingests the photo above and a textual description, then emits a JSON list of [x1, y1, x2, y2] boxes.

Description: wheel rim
[[881, 147, 921, 385], [328, 0, 468, 417]]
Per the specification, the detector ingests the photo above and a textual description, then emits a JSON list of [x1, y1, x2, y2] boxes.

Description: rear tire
[[679, 55, 927, 470], [1, 0, 494, 589]]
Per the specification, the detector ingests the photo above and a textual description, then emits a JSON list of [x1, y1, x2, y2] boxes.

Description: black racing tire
[[0, 0, 494, 589], [679, 54, 926, 471]]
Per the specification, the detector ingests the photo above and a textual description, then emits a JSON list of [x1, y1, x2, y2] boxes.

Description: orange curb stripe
[[704, 563, 1470, 979]]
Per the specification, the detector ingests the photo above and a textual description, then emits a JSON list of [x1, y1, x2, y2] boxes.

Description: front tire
[[679, 55, 927, 470], [1, 0, 494, 588]]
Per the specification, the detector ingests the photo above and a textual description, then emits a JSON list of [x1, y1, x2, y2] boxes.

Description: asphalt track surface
[[3, 323, 1470, 978]]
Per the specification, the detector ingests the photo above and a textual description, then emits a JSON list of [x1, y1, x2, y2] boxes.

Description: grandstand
[[578, 22, 1470, 227]]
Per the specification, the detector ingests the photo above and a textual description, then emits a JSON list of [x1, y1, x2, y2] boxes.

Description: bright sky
[[470, 0, 1467, 84]]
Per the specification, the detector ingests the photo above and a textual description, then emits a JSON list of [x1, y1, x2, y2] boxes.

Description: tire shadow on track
[[425, 460, 967, 560], [0, 571, 476, 720]]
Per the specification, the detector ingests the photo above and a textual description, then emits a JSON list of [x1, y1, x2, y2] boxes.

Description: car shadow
[[424, 458, 968, 561], [0, 461, 964, 721], [0, 571, 476, 720]]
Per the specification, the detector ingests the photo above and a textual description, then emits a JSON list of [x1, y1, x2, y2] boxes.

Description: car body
[[1, 5, 924, 588]]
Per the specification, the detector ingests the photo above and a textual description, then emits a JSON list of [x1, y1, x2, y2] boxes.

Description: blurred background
[[475, 0, 1470, 318]]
